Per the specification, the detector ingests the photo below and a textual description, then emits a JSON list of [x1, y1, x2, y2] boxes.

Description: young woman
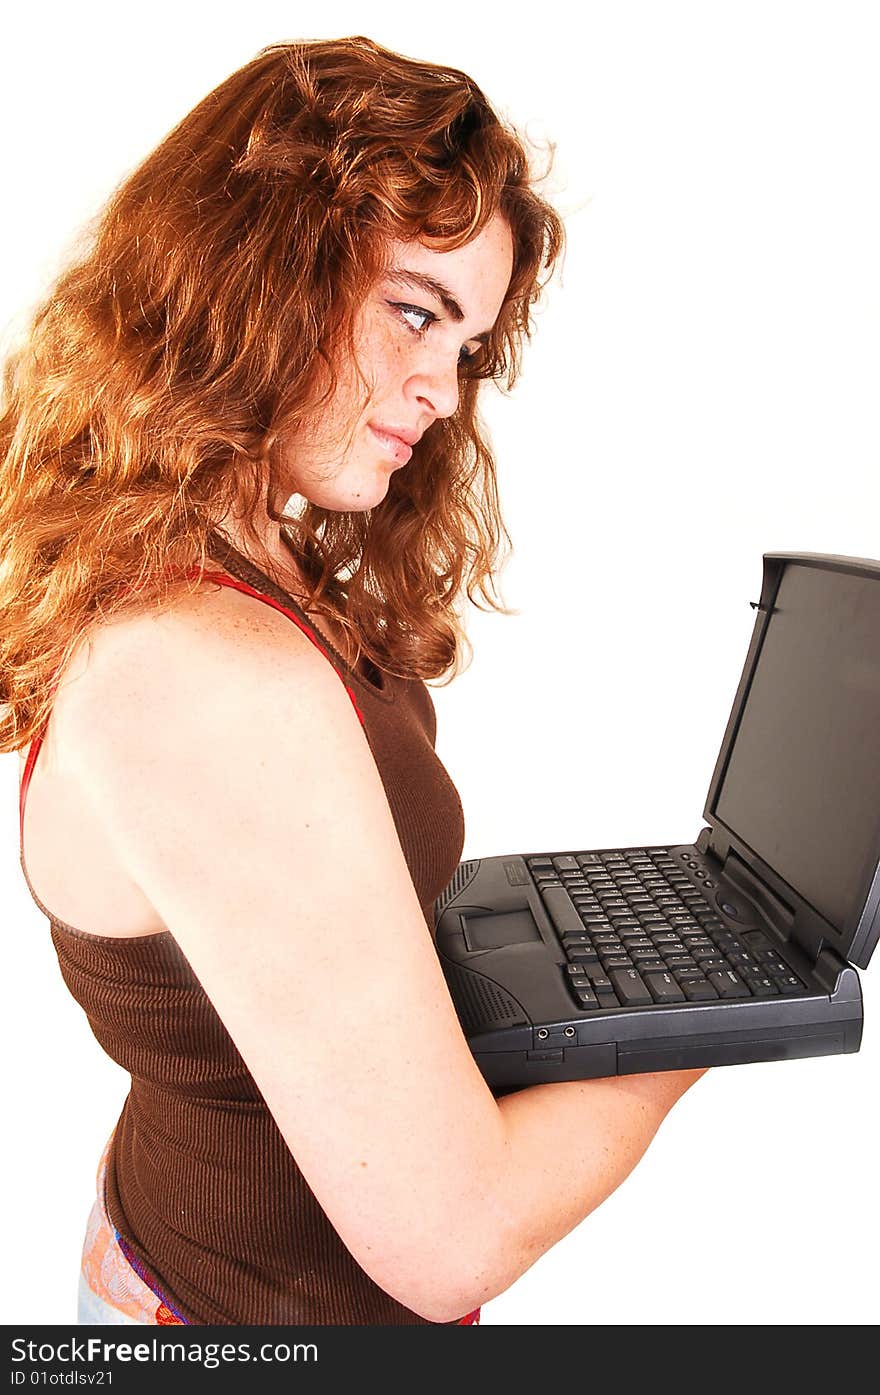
[[1, 35, 704, 1326]]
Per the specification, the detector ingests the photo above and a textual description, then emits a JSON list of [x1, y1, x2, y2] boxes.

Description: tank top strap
[[18, 566, 366, 852]]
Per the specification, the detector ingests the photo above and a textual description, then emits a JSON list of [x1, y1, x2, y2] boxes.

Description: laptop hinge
[[813, 945, 858, 996]]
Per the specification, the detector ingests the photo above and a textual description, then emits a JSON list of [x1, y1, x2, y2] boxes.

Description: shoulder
[[56, 576, 358, 765]]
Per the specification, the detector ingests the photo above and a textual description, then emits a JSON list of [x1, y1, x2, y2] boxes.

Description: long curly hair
[[0, 35, 564, 752]]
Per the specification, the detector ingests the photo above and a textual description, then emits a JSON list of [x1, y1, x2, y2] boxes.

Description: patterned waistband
[[80, 1135, 188, 1324]]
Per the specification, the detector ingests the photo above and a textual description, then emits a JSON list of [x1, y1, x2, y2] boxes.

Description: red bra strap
[[19, 568, 366, 848], [19, 722, 51, 849]]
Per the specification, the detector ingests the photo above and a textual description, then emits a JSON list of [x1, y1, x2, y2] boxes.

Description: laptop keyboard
[[526, 847, 811, 1012]]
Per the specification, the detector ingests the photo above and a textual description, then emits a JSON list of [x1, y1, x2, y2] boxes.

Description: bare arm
[[66, 585, 707, 1323]]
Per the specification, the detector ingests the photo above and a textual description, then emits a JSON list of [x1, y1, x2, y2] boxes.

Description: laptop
[[433, 552, 880, 1087]]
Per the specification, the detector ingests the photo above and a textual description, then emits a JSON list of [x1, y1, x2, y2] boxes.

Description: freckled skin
[[277, 214, 514, 511]]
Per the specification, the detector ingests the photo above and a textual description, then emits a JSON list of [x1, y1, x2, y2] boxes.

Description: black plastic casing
[[701, 552, 880, 973], [434, 553, 877, 1087], [434, 845, 863, 1087]]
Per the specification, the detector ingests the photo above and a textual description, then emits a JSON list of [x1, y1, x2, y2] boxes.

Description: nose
[[407, 354, 461, 421]]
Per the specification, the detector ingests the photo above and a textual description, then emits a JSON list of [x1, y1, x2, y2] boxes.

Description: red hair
[[0, 35, 564, 751]]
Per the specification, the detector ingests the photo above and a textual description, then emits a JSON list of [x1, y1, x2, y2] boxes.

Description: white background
[[1, 0, 878, 1326]]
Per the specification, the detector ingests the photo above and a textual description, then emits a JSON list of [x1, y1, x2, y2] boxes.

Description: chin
[[295, 459, 397, 513], [342, 467, 397, 511]]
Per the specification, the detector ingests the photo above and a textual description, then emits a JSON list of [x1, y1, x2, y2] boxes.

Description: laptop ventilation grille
[[441, 961, 527, 1034], [433, 859, 481, 917]]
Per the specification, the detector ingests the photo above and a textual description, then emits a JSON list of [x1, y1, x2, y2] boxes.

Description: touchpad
[[463, 908, 541, 952]]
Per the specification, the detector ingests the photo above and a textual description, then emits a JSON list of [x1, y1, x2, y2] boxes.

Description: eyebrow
[[383, 269, 494, 345]]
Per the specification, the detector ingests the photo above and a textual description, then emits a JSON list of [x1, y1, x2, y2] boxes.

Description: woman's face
[[279, 211, 514, 511]]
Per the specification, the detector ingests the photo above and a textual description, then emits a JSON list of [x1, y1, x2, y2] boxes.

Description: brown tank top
[[18, 538, 467, 1324]]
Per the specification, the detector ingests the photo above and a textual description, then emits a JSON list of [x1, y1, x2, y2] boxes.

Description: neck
[[209, 512, 308, 600]]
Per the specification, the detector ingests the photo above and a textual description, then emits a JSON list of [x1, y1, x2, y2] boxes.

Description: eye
[[390, 302, 436, 336], [389, 302, 479, 366]]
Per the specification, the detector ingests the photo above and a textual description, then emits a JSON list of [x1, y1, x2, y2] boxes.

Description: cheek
[[353, 313, 413, 401]]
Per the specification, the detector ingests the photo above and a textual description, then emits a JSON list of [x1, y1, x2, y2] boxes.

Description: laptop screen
[[712, 561, 880, 935]]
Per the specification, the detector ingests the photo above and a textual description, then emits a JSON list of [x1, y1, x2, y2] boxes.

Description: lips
[[368, 424, 416, 465]]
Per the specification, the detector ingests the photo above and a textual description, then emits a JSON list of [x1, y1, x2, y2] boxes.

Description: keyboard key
[[773, 973, 810, 995], [748, 976, 780, 996], [567, 947, 599, 962], [553, 856, 581, 872], [693, 953, 727, 969], [762, 956, 791, 975], [682, 978, 719, 1001], [644, 971, 686, 1003], [712, 931, 738, 947], [602, 955, 634, 970], [542, 885, 583, 936], [576, 988, 600, 1009], [739, 963, 767, 981], [708, 969, 752, 999], [596, 991, 619, 1009], [609, 968, 653, 1006]]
